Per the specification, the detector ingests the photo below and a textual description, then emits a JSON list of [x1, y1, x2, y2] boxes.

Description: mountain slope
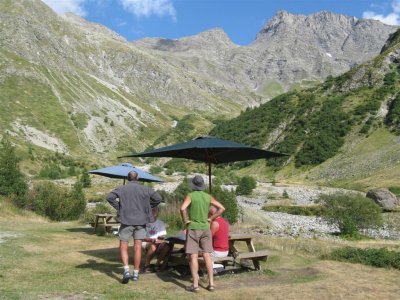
[[210, 29, 400, 189], [134, 10, 397, 99], [0, 0, 242, 161], [0, 0, 396, 170]]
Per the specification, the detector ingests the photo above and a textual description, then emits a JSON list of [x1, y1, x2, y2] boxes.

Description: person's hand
[[184, 220, 191, 227]]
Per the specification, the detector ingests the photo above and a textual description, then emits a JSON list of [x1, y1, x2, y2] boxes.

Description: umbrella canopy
[[119, 136, 286, 190], [88, 163, 162, 183]]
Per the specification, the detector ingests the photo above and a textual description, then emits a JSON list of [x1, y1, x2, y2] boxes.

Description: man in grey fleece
[[107, 171, 163, 283]]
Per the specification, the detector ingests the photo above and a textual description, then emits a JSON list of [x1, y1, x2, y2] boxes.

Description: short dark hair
[[128, 171, 138, 181]]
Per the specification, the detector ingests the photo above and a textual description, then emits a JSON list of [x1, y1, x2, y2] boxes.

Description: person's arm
[[210, 220, 219, 236], [106, 190, 120, 212], [208, 196, 225, 222], [149, 189, 163, 208], [180, 195, 192, 226]]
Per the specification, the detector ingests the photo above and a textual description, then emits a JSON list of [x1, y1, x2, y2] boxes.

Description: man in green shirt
[[180, 175, 225, 293]]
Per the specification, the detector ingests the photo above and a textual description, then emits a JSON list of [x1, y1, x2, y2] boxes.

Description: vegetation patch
[[262, 205, 324, 216], [323, 247, 400, 270], [317, 193, 383, 237]]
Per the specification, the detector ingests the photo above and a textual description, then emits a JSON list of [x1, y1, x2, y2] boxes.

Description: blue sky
[[42, 0, 400, 45]]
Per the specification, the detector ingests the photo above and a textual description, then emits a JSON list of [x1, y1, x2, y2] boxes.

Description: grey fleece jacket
[[106, 181, 163, 225]]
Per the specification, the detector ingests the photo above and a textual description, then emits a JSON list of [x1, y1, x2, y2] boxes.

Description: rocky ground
[[236, 184, 400, 240]]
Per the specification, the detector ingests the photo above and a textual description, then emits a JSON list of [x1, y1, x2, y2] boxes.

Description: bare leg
[[203, 252, 214, 287], [145, 244, 157, 266], [120, 240, 129, 266], [156, 244, 170, 266], [133, 239, 142, 270], [189, 253, 199, 287]]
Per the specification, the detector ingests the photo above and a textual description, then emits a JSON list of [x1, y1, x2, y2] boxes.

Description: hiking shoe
[[122, 271, 131, 284], [131, 273, 139, 281]]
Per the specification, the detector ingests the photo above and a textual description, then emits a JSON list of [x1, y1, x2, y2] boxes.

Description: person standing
[[180, 175, 225, 293], [107, 171, 163, 283]]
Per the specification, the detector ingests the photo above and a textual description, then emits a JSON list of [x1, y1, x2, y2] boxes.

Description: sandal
[[207, 285, 215, 292], [186, 285, 200, 293]]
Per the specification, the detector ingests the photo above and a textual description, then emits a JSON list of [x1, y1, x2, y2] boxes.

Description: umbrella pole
[[208, 162, 212, 193]]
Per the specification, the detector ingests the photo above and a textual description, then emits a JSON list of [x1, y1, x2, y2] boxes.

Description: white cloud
[[41, 0, 87, 16], [363, 0, 400, 25], [120, 0, 176, 21]]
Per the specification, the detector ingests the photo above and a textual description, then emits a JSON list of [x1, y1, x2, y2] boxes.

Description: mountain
[[134, 10, 397, 99], [0, 0, 397, 174], [0, 0, 243, 164], [211, 28, 400, 190]]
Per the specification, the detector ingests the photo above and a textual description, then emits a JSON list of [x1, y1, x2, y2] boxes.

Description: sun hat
[[189, 175, 206, 191]]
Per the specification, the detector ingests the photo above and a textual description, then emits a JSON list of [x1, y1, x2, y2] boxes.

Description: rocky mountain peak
[[61, 12, 126, 42], [133, 27, 236, 52]]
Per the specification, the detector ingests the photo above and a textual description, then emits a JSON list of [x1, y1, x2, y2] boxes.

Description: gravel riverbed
[[236, 184, 400, 240]]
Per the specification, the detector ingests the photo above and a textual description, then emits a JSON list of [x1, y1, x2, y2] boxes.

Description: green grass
[[0, 75, 80, 151], [259, 81, 284, 98]]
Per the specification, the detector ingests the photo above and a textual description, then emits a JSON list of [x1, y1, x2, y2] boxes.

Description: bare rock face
[[366, 188, 400, 209], [135, 10, 397, 99]]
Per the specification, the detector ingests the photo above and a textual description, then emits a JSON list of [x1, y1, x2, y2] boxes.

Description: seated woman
[[143, 207, 170, 272]]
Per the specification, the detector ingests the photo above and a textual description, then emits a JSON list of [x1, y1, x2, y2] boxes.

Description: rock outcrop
[[366, 188, 400, 210]]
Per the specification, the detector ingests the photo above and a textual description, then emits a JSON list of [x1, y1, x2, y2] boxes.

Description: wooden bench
[[235, 250, 269, 270]]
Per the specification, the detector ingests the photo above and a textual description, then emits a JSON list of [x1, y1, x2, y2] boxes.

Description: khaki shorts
[[119, 224, 146, 241], [185, 229, 213, 254]]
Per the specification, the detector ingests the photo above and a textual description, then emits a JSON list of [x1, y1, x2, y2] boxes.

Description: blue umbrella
[[88, 163, 162, 183]]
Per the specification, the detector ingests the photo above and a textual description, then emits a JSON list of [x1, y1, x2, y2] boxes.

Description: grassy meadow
[[1, 198, 399, 300]]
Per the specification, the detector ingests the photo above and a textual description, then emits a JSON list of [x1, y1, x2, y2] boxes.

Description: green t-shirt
[[187, 191, 211, 230]]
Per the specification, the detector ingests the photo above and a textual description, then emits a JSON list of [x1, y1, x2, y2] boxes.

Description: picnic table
[[91, 213, 120, 234], [163, 233, 269, 271], [228, 233, 269, 270]]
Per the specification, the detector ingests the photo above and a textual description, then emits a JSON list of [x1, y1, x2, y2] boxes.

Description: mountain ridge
[[0, 0, 398, 179]]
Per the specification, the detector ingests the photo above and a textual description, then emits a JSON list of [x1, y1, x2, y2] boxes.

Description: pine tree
[[0, 134, 27, 197]]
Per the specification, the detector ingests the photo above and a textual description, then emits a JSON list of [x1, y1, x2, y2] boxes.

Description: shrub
[[0, 135, 27, 199], [159, 197, 183, 231], [213, 185, 239, 224], [149, 165, 163, 174], [236, 176, 257, 195], [27, 181, 86, 221], [79, 172, 91, 188], [317, 193, 383, 236], [324, 247, 400, 270]]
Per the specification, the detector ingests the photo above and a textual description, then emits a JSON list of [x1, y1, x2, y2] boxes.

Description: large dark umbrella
[[119, 136, 286, 191], [88, 163, 163, 183]]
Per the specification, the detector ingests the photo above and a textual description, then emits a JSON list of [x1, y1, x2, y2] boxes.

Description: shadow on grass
[[66, 227, 96, 235], [80, 247, 121, 263], [155, 265, 191, 290], [76, 259, 122, 282], [78, 248, 123, 282]]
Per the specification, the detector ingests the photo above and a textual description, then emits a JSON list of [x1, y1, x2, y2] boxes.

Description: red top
[[213, 217, 229, 252]]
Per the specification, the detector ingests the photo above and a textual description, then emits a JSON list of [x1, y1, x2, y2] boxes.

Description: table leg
[[162, 241, 175, 269], [93, 216, 99, 234], [246, 240, 260, 270]]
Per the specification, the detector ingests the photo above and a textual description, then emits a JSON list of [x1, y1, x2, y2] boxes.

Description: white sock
[[133, 269, 139, 275], [123, 265, 129, 273]]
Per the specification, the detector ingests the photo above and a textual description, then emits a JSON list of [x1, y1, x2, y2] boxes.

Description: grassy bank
[[1, 198, 399, 299]]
